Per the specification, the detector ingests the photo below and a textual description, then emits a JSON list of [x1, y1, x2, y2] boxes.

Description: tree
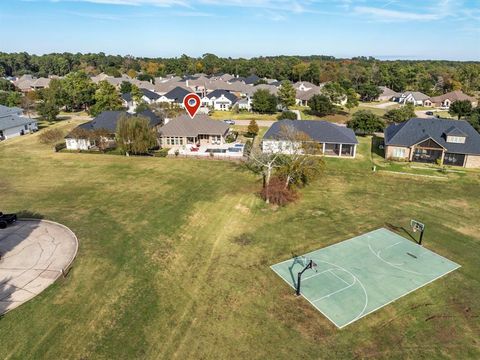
[[347, 110, 385, 134], [0, 91, 21, 107], [62, 71, 96, 111], [90, 80, 123, 116], [116, 115, 157, 155], [21, 90, 38, 117], [309, 95, 335, 117], [247, 119, 259, 137], [468, 107, 480, 133], [277, 80, 296, 109], [384, 103, 416, 123], [449, 100, 473, 120], [126, 69, 137, 79], [357, 83, 381, 102], [252, 89, 277, 114], [37, 98, 59, 121], [322, 82, 345, 104], [345, 88, 359, 112], [120, 81, 133, 94]]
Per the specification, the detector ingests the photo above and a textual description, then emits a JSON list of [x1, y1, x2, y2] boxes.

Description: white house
[[262, 120, 358, 158], [395, 92, 431, 106], [0, 105, 38, 140], [205, 90, 238, 111]]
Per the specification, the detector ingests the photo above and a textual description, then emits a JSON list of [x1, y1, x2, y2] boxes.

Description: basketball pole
[[296, 260, 313, 296], [419, 227, 425, 245]]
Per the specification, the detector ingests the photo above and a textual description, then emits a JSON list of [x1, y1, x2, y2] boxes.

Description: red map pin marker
[[183, 93, 201, 119]]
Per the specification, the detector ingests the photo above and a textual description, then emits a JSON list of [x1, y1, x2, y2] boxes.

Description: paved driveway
[[0, 220, 78, 314]]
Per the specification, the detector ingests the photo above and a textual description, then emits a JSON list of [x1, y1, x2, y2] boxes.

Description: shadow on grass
[[16, 210, 44, 219], [371, 135, 385, 158], [385, 222, 418, 243]]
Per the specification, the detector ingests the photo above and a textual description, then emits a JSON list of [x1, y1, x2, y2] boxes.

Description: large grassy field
[[0, 121, 479, 359]]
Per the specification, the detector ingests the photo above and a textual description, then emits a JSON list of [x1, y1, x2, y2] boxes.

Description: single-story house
[[203, 89, 238, 111], [159, 86, 191, 106], [262, 120, 358, 157], [158, 114, 230, 148], [122, 88, 162, 112], [378, 86, 401, 101], [295, 88, 319, 106], [237, 97, 252, 111], [430, 91, 478, 109], [65, 110, 162, 150], [394, 92, 431, 106], [0, 105, 38, 140], [244, 74, 261, 85], [384, 118, 480, 168]]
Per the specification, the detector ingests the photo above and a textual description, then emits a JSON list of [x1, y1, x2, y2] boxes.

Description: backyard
[[0, 120, 479, 359]]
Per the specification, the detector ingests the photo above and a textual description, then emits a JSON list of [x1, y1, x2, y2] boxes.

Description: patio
[[168, 143, 245, 158]]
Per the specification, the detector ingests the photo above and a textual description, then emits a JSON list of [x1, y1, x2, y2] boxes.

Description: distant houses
[[0, 105, 38, 140], [430, 91, 478, 109], [262, 120, 358, 157], [384, 118, 480, 168]]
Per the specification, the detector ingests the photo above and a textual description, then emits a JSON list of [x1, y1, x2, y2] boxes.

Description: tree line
[[1, 52, 479, 95]]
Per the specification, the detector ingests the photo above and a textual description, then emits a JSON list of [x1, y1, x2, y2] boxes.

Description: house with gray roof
[[384, 118, 480, 168], [160, 86, 191, 105], [395, 91, 431, 106], [158, 114, 230, 149], [262, 120, 358, 157], [378, 86, 400, 101], [0, 105, 37, 140], [203, 89, 238, 111], [65, 110, 162, 150]]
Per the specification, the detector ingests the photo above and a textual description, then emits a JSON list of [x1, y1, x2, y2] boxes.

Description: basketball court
[[271, 228, 460, 328], [0, 219, 78, 315]]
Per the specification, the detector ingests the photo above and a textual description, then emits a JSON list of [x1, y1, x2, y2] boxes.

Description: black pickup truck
[[0, 212, 17, 229]]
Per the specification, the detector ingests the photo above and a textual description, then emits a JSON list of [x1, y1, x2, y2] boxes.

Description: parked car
[[0, 212, 17, 229], [426, 111, 434, 116], [223, 119, 235, 125]]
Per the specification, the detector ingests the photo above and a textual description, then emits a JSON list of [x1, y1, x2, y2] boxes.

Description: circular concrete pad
[[0, 219, 78, 315]]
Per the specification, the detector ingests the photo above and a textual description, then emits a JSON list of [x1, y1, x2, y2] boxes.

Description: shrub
[[243, 139, 253, 156], [278, 110, 297, 120], [39, 128, 64, 145], [54, 142, 66, 152], [260, 177, 298, 206], [154, 148, 170, 157]]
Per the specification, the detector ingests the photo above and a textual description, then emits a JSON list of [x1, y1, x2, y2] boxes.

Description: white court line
[[339, 265, 461, 329], [312, 278, 356, 303], [328, 269, 352, 286], [301, 269, 331, 281]]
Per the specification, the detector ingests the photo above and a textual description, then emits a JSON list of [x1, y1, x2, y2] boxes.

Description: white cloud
[[354, 6, 442, 21]]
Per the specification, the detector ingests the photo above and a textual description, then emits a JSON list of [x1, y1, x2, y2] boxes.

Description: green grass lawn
[[210, 110, 278, 121], [0, 121, 479, 359]]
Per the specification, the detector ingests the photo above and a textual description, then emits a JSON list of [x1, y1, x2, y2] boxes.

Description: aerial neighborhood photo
[[1, 0, 479, 359]]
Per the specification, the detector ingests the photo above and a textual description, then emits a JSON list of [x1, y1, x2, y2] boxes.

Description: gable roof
[[163, 86, 191, 102], [244, 74, 261, 85], [263, 120, 358, 144], [401, 91, 430, 101], [0, 105, 23, 117], [159, 114, 229, 137], [206, 89, 238, 103], [141, 88, 160, 100], [121, 93, 132, 102], [0, 114, 37, 131], [430, 90, 476, 104], [379, 86, 400, 98], [384, 118, 480, 155], [66, 110, 162, 136]]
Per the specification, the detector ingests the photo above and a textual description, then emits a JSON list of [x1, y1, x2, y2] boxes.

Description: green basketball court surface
[[270, 228, 460, 329]]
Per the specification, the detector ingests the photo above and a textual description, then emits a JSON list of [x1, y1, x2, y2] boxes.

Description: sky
[[0, 0, 479, 60]]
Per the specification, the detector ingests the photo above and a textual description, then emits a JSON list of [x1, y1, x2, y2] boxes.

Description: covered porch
[[322, 143, 356, 157], [411, 138, 445, 164]]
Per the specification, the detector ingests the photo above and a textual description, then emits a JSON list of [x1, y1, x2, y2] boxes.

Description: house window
[[447, 136, 466, 144], [24, 125, 28, 130], [393, 148, 406, 158]]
